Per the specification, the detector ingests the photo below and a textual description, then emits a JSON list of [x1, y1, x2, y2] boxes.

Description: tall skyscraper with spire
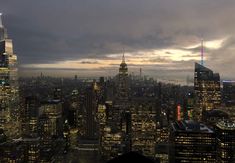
[[194, 63, 221, 121], [0, 14, 20, 138], [118, 53, 129, 100]]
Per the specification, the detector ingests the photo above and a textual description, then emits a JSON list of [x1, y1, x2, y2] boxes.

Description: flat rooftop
[[172, 120, 214, 133], [216, 120, 235, 130]]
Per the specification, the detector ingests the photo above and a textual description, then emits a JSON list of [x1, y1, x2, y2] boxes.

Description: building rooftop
[[172, 120, 214, 133], [204, 109, 229, 118], [216, 120, 235, 130], [195, 62, 212, 72], [195, 62, 220, 81]]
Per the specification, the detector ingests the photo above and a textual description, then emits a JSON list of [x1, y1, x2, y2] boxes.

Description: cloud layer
[[1, 0, 235, 83]]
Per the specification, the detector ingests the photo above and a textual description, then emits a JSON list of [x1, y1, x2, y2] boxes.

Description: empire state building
[[118, 54, 129, 100], [0, 14, 20, 138]]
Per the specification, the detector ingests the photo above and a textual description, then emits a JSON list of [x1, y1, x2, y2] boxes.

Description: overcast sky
[[1, 0, 235, 83]]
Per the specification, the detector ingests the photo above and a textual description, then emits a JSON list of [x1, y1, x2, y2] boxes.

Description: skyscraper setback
[[0, 14, 20, 139]]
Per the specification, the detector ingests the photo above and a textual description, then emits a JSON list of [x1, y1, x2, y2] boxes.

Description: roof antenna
[[122, 47, 125, 63]]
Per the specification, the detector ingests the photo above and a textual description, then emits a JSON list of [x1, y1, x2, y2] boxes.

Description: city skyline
[[1, 0, 235, 82], [1, 10, 235, 162]]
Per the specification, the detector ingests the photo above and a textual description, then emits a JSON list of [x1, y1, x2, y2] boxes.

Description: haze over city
[[1, 0, 235, 83]]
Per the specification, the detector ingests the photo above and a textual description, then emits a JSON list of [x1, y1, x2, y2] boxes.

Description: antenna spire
[[122, 48, 125, 63], [0, 13, 3, 27], [201, 38, 204, 66]]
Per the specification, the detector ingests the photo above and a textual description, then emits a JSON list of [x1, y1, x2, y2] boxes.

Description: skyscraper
[[39, 100, 63, 137], [169, 120, 216, 162], [194, 63, 221, 121], [131, 104, 156, 158], [22, 96, 40, 137], [0, 14, 20, 138], [118, 54, 129, 100], [223, 80, 235, 106], [82, 82, 99, 140], [215, 120, 235, 163]]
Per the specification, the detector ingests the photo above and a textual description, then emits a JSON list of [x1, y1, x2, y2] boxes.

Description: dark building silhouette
[[223, 80, 235, 106], [202, 109, 229, 127], [82, 82, 99, 140], [121, 112, 132, 153], [68, 89, 79, 128]]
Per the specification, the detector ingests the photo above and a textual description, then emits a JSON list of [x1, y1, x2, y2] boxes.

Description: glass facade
[[194, 63, 221, 121], [0, 16, 20, 139], [170, 120, 216, 162]]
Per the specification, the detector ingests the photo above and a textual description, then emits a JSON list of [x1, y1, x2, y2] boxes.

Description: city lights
[[1, 1, 235, 162]]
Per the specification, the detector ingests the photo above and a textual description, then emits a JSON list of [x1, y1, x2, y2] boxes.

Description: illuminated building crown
[[119, 53, 128, 72]]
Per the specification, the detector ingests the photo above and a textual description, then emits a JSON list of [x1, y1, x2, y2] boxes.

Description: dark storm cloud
[[2, 0, 235, 79], [80, 61, 99, 64], [143, 57, 169, 63]]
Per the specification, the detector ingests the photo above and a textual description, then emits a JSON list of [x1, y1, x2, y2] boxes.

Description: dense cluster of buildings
[[0, 14, 235, 163]]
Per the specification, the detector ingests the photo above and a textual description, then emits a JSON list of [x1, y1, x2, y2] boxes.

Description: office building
[[215, 120, 235, 162], [100, 126, 123, 160], [0, 13, 20, 138], [131, 104, 157, 158], [194, 63, 221, 120], [39, 100, 63, 137], [223, 80, 235, 106], [22, 96, 40, 137], [170, 120, 216, 162], [81, 82, 99, 140]]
